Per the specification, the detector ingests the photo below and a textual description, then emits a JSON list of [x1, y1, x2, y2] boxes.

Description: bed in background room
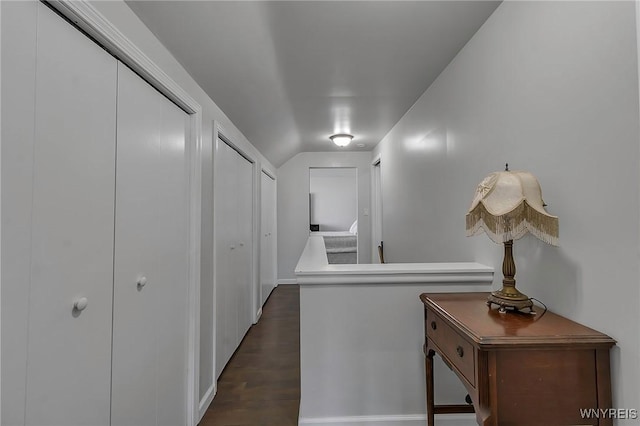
[[312, 220, 358, 264]]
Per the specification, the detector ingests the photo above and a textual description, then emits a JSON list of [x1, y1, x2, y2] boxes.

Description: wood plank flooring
[[199, 285, 300, 426]]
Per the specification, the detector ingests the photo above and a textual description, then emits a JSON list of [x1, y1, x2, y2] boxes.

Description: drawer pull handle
[[430, 321, 437, 330], [456, 346, 464, 358]]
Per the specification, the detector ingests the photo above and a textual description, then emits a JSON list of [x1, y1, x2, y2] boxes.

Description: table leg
[[425, 347, 435, 426]]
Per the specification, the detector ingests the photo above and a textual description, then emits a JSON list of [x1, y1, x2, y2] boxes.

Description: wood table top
[[420, 292, 616, 349]]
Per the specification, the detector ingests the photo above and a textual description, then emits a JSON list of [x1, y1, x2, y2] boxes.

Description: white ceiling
[[126, 1, 500, 167]]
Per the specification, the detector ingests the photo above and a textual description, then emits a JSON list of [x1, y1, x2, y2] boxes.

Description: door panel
[[111, 63, 189, 426], [215, 140, 238, 377], [112, 63, 162, 426], [236, 152, 253, 341], [214, 141, 254, 377], [260, 172, 276, 306], [25, 3, 117, 425], [1, 2, 39, 424], [155, 88, 189, 426]]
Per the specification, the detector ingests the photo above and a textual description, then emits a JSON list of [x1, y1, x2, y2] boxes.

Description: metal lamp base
[[487, 291, 534, 313], [487, 240, 535, 313]]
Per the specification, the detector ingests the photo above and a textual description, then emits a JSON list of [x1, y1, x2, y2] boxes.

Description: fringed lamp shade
[[466, 169, 559, 312], [466, 171, 558, 246]]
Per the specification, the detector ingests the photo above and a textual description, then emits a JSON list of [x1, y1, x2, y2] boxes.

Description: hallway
[[200, 285, 300, 426]]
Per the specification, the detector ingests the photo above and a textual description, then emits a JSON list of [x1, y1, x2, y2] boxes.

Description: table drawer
[[426, 309, 475, 387]]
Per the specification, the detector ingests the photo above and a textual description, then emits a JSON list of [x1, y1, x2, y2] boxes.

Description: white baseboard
[[298, 413, 476, 426], [277, 278, 298, 285], [255, 307, 263, 323], [197, 383, 216, 422]]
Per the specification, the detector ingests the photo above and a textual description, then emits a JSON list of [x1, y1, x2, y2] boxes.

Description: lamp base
[[487, 290, 534, 313], [486, 239, 535, 313]]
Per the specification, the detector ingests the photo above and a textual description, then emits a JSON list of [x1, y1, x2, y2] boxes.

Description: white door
[[24, 3, 117, 425], [215, 140, 238, 377], [236, 151, 254, 339], [215, 140, 254, 377], [111, 63, 189, 426], [260, 172, 276, 306]]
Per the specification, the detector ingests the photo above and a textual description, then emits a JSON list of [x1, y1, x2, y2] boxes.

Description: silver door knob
[[73, 297, 88, 312], [137, 276, 148, 288]]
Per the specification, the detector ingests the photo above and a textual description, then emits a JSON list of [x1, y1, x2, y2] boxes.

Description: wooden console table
[[420, 293, 616, 426]]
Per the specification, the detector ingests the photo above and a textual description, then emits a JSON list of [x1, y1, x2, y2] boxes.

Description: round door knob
[[73, 297, 88, 312], [430, 321, 437, 330], [137, 276, 148, 288], [456, 346, 464, 358]]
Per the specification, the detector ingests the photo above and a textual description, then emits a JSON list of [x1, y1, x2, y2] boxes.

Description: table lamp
[[466, 165, 558, 312]]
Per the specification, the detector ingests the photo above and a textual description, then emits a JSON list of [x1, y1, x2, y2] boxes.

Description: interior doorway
[[309, 167, 358, 264]]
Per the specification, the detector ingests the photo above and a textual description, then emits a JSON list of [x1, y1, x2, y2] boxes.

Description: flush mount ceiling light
[[330, 133, 353, 147]]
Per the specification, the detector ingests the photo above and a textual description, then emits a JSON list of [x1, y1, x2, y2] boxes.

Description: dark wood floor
[[199, 285, 300, 426]]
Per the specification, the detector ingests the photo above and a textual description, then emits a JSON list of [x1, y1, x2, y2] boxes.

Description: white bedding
[[311, 231, 353, 237]]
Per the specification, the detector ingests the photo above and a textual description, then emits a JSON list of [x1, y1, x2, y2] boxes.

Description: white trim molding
[[299, 414, 476, 426], [49, 0, 199, 114], [46, 2, 203, 426], [277, 278, 298, 285], [197, 383, 216, 422]]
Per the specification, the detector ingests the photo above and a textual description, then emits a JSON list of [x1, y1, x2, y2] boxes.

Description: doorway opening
[[309, 167, 358, 264]]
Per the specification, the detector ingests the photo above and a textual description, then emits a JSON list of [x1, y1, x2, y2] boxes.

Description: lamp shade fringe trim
[[466, 200, 559, 246]]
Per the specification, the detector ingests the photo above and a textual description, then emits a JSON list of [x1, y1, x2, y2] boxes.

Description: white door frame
[[371, 154, 382, 263], [47, 3, 203, 426]]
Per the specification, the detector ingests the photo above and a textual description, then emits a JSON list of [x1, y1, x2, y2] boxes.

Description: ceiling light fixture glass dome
[[330, 133, 353, 147]]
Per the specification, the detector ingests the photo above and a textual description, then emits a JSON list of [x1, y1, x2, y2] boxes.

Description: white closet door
[[215, 140, 253, 377], [260, 172, 276, 305], [24, 3, 117, 425], [236, 152, 254, 340], [215, 140, 238, 377], [111, 63, 189, 426], [155, 89, 190, 426]]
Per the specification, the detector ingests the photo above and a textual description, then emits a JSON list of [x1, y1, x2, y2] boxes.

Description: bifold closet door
[[260, 172, 276, 306], [236, 150, 253, 337], [22, 3, 118, 425], [111, 63, 189, 426], [215, 140, 253, 378], [215, 140, 238, 377]]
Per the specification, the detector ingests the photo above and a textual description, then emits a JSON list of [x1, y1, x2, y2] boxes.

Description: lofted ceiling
[[126, 1, 501, 167]]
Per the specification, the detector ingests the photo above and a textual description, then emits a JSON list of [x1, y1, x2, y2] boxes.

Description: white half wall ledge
[[295, 235, 493, 286], [298, 413, 476, 426], [277, 278, 299, 285]]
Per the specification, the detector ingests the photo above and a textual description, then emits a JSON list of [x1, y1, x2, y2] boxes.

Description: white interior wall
[[277, 152, 371, 281], [309, 168, 358, 231], [373, 1, 640, 420], [77, 0, 278, 413]]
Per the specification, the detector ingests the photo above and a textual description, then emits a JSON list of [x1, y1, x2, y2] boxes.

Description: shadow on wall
[[516, 236, 580, 317]]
